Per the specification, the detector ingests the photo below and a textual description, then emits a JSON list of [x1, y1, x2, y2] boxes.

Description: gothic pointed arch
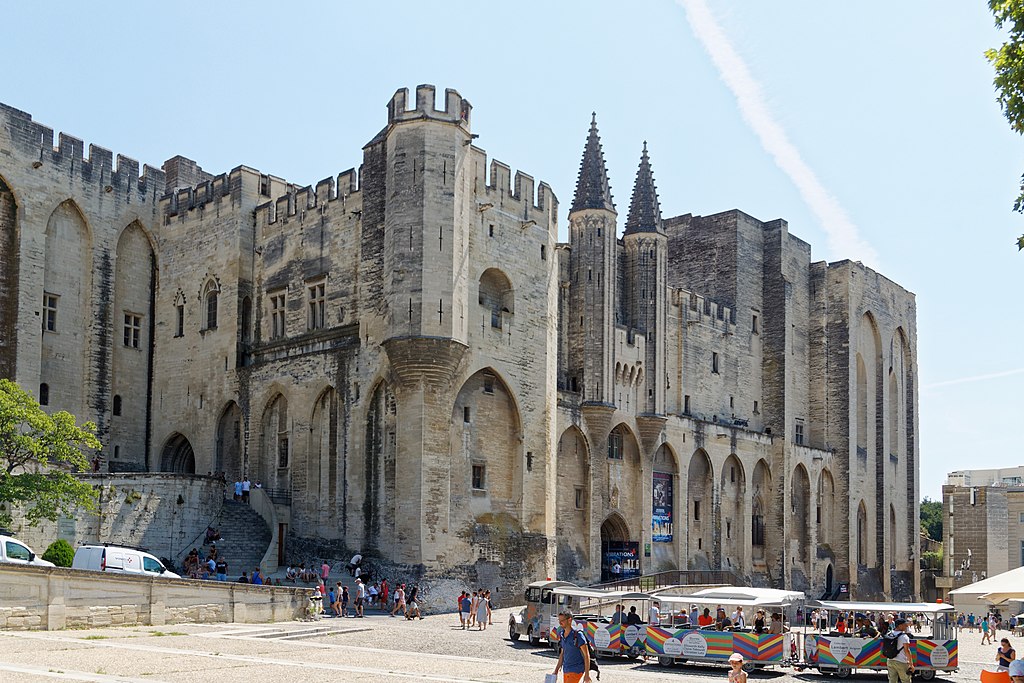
[[41, 199, 92, 414], [110, 220, 156, 471], [302, 385, 339, 533], [817, 468, 837, 550], [216, 401, 243, 479], [364, 379, 397, 554], [790, 464, 811, 576], [651, 442, 679, 571], [720, 454, 746, 572], [160, 432, 195, 473], [687, 449, 714, 569], [258, 391, 289, 490], [557, 425, 591, 580], [751, 459, 772, 562], [0, 174, 19, 379]]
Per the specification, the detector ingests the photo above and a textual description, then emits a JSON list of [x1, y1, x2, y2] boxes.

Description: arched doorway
[[556, 426, 590, 581], [0, 175, 19, 380], [160, 433, 195, 473], [216, 402, 242, 479], [600, 513, 636, 582], [687, 449, 713, 569]]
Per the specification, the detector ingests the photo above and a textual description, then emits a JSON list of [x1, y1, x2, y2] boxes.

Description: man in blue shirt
[[553, 609, 591, 683]]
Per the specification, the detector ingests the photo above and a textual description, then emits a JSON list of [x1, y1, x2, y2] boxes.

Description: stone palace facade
[[0, 85, 919, 599]]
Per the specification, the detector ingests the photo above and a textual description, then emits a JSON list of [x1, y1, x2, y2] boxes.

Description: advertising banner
[[652, 471, 673, 542]]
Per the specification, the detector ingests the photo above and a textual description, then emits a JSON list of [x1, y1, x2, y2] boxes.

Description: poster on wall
[[652, 471, 673, 542], [602, 541, 640, 581]]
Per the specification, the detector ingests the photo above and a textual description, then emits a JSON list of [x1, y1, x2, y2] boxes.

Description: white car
[[72, 544, 180, 579], [0, 533, 56, 567]]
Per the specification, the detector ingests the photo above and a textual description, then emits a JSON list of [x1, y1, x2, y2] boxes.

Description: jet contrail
[[677, 0, 879, 266], [923, 367, 1024, 390]]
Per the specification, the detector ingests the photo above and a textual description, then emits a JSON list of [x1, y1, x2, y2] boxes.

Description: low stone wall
[[0, 564, 309, 630], [11, 473, 224, 561]]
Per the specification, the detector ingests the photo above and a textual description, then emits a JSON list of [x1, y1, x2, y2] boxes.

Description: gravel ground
[[0, 606, 1004, 683]]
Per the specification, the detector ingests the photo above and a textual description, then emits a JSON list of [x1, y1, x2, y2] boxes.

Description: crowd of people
[[457, 590, 493, 630]]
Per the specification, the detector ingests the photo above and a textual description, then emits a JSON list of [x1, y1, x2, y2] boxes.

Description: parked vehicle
[[803, 600, 957, 680], [0, 532, 55, 567], [72, 544, 180, 579], [508, 580, 576, 645]]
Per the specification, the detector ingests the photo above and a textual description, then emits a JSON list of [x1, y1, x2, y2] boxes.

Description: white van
[[72, 544, 180, 579], [0, 533, 55, 567]]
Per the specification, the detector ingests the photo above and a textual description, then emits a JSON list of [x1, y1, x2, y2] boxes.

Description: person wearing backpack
[[884, 618, 914, 683], [552, 609, 593, 683]]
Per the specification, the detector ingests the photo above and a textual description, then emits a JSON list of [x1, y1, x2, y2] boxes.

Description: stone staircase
[[197, 500, 271, 579]]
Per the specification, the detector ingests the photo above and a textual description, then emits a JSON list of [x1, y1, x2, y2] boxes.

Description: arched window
[[39, 383, 49, 406], [202, 279, 220, 330]]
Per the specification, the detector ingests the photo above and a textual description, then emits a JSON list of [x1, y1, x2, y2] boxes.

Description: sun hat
[[1009, 660, 1024, 677], [729, 653, 743, 662]]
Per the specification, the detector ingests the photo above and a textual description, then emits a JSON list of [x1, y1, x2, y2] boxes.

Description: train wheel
[[918, 670, 936, 681], [508, 623, 520, 642], [528, 627, 540, 646], [742, 663, 756, 673], [836, 666, 852, 678], [658, 656, 673, 666]]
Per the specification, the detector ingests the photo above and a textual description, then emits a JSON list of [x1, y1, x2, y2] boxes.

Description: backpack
[[881, 631, 902, 659], [568, 629, 601, 681]]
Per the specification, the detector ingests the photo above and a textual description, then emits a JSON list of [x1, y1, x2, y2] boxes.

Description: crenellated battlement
[[387, 84, 471, 130], [468, 146, 558, 218], [160, 165, 263, 219], [0, 103, 165, 194], [255, 167, 361, 229], [671, 286, 738, 330]]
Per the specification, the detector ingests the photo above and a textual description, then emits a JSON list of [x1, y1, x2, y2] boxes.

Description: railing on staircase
[[249, 487, 281, 576]]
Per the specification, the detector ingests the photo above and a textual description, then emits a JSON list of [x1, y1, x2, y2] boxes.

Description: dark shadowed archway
[[160, 433, 195, 473]]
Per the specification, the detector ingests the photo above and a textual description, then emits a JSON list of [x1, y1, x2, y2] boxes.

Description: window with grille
[[608, 428, 623, 460], [472, 464, 485, 490], [795, 419, 805, 446], [278, 436, 289, 468]]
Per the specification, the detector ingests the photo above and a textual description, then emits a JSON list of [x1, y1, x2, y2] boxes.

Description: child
[[728, 653, 747, 683]]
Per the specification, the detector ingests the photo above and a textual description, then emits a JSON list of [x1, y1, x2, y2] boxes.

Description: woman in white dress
[[476, 592, 489, 630]]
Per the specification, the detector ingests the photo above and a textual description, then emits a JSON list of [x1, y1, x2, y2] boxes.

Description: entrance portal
[[160, 433, 196, 473], [600, 513, 638, 582]]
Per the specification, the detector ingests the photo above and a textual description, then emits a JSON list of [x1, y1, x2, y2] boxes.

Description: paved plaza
[[0, 607, 1005, 683]]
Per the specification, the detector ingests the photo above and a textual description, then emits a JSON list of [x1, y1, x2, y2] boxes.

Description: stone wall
[[10, 474, 224, 560], [0, 563, 307, 630]]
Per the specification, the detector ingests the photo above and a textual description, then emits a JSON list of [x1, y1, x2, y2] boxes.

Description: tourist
[[552, 609, 592, 683], [251, 568, 263, 585], [698, 607, 714, 627], [611, 604, 625, 624], [886, 619, 914, 683], [1008, 658, 1024, 683], [998, 638, 1017, 672], [406, 584, 422, 620], [753, 609, 766, 634], [476, 589, 489, 630], [768, 612, 785, 634], [367, 582, 379, 607], [354, 578, 366, 618], [459, 591, 471, 629], [727, 653, 747, 683], [285, 565, 297, 583], [325, 585, 335, 617], [732, 606, 745, 629], [237, 571, 249, 583], [626, 606, 642, 626], [233, 480, 242, 502], [241, 477, 251, 503], [390, 583, 406, 618], [649, 600, 661, 626], [215, 557, 228, 582], [347, 552, 363, 577], [340, 585, 350, 617], [690, 605, 700, 626], [320, 560, 330, 583], [984, 615, 993, 645], [379, 578, 389, 609]]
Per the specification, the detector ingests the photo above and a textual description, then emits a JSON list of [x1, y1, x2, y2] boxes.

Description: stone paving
[[0, 608, 1007, 683]]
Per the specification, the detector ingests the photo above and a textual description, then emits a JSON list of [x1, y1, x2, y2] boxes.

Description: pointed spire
[[570, 113, 616, 213], [624, 141, 663, 234]]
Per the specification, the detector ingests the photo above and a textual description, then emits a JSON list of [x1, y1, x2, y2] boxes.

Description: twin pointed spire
[[571, 115, 663, 233], [570, 113, 616, 213], [624, 141, 663, 235]]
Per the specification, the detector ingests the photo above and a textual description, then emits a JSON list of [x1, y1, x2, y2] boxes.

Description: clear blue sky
[[2, 1, 1021, 501]]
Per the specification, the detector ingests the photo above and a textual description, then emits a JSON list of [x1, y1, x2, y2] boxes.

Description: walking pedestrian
[[552, 609, 592, 683], [390, 583, 406, 617], [406, 584, 422, 620], [341, 585, 350, 617], [984, 616, 994, 645], [886, 618, 914, 683], [354, 578, 366, 618], [459, 592, 471, 629]]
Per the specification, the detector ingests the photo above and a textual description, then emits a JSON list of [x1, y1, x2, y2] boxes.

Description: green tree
[[0, 379, 99, 528], [920, 497, 943, 541], [986, 1, 1024, 250], [41, 538, 75, 567]]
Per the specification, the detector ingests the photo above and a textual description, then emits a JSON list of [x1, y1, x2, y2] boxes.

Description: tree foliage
[[0, 379, 99, 528], [41, 538, 75, 567], [920, 496, 943, 541], [986, 0, 1024, 249]]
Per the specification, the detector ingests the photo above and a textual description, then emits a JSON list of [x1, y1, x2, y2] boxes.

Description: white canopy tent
[[949, 566, 1024, 606]]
